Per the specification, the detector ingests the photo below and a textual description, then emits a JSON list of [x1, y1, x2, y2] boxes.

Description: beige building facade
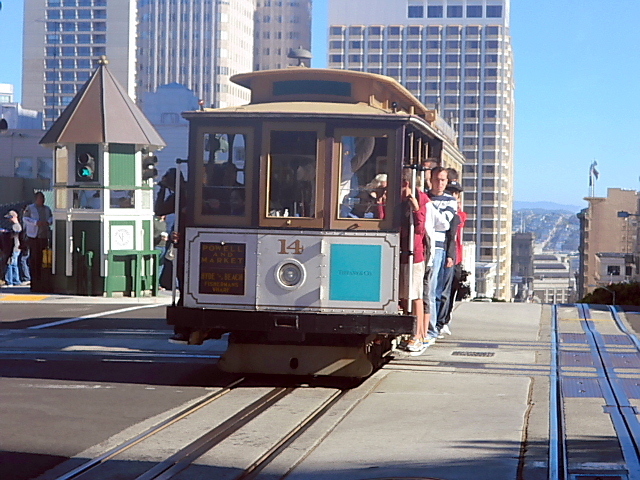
[[579, 188, 640, 296], [137, 0, 254, 108], [254, 0, 312, 70]]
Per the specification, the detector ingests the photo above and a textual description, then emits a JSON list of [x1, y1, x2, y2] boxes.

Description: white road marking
[[27, 304, 163, 330]]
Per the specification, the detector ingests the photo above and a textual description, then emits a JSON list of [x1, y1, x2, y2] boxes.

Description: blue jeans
[[5, 251, 21, 286], [427, 247, 446, 337], [436, 263, 455, 330], [19, 250, 30, 282]]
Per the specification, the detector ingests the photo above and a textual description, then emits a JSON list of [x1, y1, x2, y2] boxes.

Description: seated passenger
[[350, 173, 388, 219]]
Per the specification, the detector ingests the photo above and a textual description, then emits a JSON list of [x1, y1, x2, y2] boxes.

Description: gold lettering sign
[[199, 242, 246, 295]]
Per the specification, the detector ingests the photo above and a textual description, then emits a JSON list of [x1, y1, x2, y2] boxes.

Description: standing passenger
[[424, 167, 457, 342], [399, 172, 429, 355], [440, 180, 466, 335], [23, 192, 53, 292]]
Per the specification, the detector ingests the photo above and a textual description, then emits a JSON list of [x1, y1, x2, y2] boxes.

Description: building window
[[349, 26, 363, 35], [447, 5, 463, 18], [368, 26, 382, 35], [408, 5, 424, 18], [486, 5, 503, 18], [15, 158, 35, 178], [427, 5, 443, 18], [388, 26, 402, 36], [330, 26, 343, 36], [607, 265, 620, 276], [446, 26, 461, 35], [467, 5, 482, 18]]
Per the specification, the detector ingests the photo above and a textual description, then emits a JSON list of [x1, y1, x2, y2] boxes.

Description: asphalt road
[[0, 301, 235, 480]]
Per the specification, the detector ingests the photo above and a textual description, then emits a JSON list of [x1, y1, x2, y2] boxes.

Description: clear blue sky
[[2, 0, 640, 209]]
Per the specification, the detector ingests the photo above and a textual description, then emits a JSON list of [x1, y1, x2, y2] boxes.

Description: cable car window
[[338, 136, 389, 220], [267, 130, 317, 218], [202, 133, 246, 216]]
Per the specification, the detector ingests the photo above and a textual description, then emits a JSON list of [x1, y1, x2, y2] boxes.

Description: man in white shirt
[[22, 192, 53, 291]]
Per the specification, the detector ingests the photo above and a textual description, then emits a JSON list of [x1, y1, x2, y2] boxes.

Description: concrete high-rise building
[[137, 0, 254, 109], [328, 0, 515, 299], [254, 0, 312, 71], [23, 0, 136, 128], [0, 84, 15, 103]]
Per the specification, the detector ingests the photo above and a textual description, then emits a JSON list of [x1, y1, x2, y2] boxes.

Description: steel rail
[[235, 388, 347, 480], [548, 303, 567, 480], [52, 377, 245, 480], [135, 387, 294, 480], [580, 305, 640, 480]]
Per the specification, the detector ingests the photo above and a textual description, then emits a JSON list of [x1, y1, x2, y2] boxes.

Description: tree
[[581, 282, 640, 306]]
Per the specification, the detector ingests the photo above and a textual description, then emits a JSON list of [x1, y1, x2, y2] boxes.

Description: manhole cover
[[451, 351, 495, 357]]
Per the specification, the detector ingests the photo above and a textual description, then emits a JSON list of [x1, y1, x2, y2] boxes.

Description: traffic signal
[[142, 155, 158, 181], [76, 152, 97, 182]]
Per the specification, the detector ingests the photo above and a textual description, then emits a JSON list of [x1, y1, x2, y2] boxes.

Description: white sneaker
[[441, 325, 452, 336]]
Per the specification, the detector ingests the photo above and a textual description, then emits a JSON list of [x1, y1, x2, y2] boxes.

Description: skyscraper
[[23, 0, 137, 128], [137, 0, 255, 108], [254, 0, 312, 71], [328, 0, 515, 299], [23, 0, 255, 128]]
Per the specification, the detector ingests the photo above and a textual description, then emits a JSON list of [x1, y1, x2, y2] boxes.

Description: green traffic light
[[79, 166, 94, 178]]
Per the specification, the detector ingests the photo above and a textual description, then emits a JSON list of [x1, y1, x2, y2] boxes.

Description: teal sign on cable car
[[329, 244, 382, 302]]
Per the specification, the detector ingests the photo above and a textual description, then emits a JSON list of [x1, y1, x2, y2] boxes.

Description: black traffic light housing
[[75, 144, 99, 182], [142, 154, 158, 181]]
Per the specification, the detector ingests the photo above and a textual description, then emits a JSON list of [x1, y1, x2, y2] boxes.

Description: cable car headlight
[[275, 260, 306, 289]]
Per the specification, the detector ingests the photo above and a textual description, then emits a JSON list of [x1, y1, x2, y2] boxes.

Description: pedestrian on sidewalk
[[23, 192, 53, 292], [2, 210, 23, 286]]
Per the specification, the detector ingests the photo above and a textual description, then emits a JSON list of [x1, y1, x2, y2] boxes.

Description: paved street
[[1, 289, 640, 480]]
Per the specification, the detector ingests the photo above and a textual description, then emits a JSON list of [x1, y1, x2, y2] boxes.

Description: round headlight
[[278, 262, 303, 287]]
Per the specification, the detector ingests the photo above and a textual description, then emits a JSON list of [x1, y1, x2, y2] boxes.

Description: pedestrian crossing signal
[[76, 152, 97, 182], [142, 155, 158, 181]]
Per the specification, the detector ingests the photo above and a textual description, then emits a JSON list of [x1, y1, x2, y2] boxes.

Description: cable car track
[[550, 304, 640, 480], [46, 379, 348, 480]]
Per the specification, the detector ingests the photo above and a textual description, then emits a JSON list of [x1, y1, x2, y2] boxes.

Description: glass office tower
[[328, 0, 515, 299]]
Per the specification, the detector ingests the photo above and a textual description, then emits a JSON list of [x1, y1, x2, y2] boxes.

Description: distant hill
[[514, 201, 583, 213], [513, 206, 580, 253]]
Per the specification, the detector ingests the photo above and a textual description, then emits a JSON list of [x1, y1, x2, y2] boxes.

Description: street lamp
[[617, 210, 640, 218]]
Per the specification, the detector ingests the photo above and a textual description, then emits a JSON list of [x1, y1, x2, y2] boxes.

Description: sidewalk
[[0, 284, 173, 304], [277, 301, 548, 480]]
